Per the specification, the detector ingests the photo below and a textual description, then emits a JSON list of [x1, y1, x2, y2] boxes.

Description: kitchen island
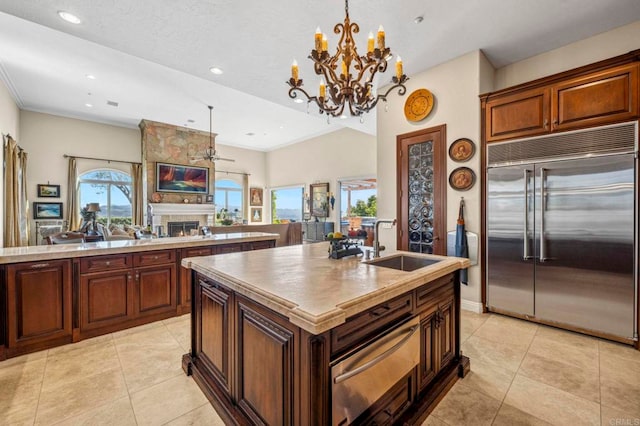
[[182, 243, 471, 425], [0, 232, 278, 360]]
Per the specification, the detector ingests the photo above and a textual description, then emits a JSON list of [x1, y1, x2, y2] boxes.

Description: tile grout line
[[112, 331, 140, 426], [158, 401, 210, 426], [30, 349, 49, 426]]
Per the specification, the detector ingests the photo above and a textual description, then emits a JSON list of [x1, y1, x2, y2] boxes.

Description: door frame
[[396, 124, 447, 254]]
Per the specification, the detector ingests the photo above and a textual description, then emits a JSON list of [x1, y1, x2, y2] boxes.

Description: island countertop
[[182, 242, 470, 334], [0, 232, 279, 264]]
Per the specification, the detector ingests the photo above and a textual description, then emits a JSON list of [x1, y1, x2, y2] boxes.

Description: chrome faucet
[[373, 219, 397, 258]]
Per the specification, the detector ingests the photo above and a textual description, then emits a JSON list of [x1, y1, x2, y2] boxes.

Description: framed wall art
[[37, 184, 60, 198], [251, 208, 262, 222], [449, 167, 476, 191], [250, 187, 263, 206], [156, 162, 209, 194], [33, 202, 63, 219]]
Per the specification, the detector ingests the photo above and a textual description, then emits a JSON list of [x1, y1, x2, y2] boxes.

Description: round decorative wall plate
[[449, 138, 475, 162], [404, 89, 434, 122], [449, 167, 476, 191]]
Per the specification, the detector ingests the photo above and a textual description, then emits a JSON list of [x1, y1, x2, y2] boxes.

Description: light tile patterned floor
[[1, 311, 639, 425]]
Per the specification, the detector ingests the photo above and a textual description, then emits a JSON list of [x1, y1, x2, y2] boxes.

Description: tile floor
[[1, 311, 639, 425]]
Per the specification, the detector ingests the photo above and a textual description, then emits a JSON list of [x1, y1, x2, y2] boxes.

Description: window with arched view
[[79, 170, 132, 226], [215, 179, 243, 225]]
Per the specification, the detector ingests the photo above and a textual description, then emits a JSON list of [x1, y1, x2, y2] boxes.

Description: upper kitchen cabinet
[[483, 59, 640, 143]]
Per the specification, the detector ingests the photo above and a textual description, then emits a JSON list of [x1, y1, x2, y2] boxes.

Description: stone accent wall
[[139, 119, 217, 205]]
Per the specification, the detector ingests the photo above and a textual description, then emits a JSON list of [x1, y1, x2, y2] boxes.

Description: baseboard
[[461, 299, 483, 313]]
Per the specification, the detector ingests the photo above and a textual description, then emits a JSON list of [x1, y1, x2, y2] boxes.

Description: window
[[271, 186, 303, 223], [215, 179, 243, 223], [339, 178, 377, 233], [79, 169, 132, 226]]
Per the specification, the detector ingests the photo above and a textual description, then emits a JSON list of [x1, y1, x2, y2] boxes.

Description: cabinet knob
[[105, 261, 111, 266], [153, 256, 158, 260], [543, 118, 549, 129]]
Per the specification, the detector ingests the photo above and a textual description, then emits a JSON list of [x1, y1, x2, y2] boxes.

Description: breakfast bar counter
[[0, 232, 278, 360], [182, 243, 470, 425]]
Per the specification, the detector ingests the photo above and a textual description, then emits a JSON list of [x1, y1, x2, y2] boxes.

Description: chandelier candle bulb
[[377, 25, 385, 50], [396, 56, 403, 80], [322, 34, 328, 52], [341, 60, 347, 77], [367, 32, 374, 53], [319, 78, 326, 98], [315, 27, 322, 52], [291, 60, 299, 81]]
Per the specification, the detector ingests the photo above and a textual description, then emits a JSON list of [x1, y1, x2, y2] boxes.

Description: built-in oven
[[331, 316, 421, 425]]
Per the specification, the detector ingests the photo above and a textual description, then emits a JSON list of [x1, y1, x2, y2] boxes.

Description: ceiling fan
[[191, 105, 235, 163]]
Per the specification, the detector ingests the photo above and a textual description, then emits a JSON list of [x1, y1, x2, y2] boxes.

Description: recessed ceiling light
[[85, 103, 93, 108], [246, 132, 255, 136], [86, 74, 96, 80], [58, 11, 81, 24], [187, 119, 195, 123], [414, 16, 424, 24], [294, 98, 304, 104], [279, 126, 284, 129], [209, 67, 223, 75]]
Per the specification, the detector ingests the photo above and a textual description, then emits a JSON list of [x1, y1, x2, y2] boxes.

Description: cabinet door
[[236, 297, 297, 426], [485, 87, 550, 142], [135, 263, 176, 317], [437, 296, 455, 369], [80, 270, 134, 331], [197, 278, 232, 393], [419, 309, 437, 389], [552, 63, 639, 131], [180, 247, 213, 310], [6, 260, 72, 350]]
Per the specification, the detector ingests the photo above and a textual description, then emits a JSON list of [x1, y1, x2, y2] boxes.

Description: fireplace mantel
[[148, 203, 216, 229], [148, 203, 216, 216]]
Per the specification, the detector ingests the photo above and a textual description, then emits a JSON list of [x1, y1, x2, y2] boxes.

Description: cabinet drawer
[[215, 244, 242, 254], [242, 240, 274, 251], [134, 250, 176, 267], [182, 247, 213, 258], [415, 273, 454, 310], [80, 254, 131, 273], [331, 293, 413, 356]]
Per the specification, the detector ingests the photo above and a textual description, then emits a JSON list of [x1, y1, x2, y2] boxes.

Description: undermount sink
[[367, 255, 442, 271]]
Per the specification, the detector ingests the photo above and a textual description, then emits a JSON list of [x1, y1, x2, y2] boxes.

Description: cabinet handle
[[135, 273, 140, 281], [105, 261, 111, 266], [543, 118, 549, 129], [153, 256, 158, 260], [127, 273, 132, 280], [30, 263, 50, 269], [552, 119, 558, 129], [370, 305, 391, 317]]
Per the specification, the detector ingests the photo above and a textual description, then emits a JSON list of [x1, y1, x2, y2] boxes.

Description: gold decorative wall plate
[[404, 89, 434, 122]]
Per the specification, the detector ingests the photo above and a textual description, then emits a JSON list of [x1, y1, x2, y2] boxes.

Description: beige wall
[[377, 51, 489, 307], [0, 79, 20, 245], [266, 127, 376, 224], [494, 20, 640, 90], [19, 111, 140, 240]]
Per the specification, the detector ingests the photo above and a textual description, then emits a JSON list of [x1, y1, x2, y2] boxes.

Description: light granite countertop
[[0, 232, 279, 264], [182, 243, 471, 334]]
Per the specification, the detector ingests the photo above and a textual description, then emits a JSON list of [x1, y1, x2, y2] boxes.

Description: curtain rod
[[63, 154, 141, 165], [215, 169, 250, 176]]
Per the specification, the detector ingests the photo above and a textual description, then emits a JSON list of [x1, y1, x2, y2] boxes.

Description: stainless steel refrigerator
[[486, 122, 638, 342]]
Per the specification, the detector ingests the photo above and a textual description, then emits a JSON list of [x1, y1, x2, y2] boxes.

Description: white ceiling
[[0, 1, 639, 151]]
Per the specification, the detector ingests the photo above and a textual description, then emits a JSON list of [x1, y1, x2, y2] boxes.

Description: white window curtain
[[3, 135, 29, 247]]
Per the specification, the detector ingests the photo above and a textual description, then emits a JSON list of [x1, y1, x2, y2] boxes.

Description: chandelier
[[286, 0, 408, 118], [199, 106, 234, 163]]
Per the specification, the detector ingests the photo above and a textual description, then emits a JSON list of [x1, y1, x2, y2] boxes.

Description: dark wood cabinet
[[80, 269, 134, 331], [483, 61, 639, 142], [178, 247, 213, 313], [236, 296, 298, 425], [5, 259, 72, 355], [185, 270, 467, 426], [196, 277, 233, 393], [136, 263, 176, 316]]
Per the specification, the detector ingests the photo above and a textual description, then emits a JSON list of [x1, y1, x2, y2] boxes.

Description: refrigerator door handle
[[539, 168, 551, 262], [523, 169, 533, 260]]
